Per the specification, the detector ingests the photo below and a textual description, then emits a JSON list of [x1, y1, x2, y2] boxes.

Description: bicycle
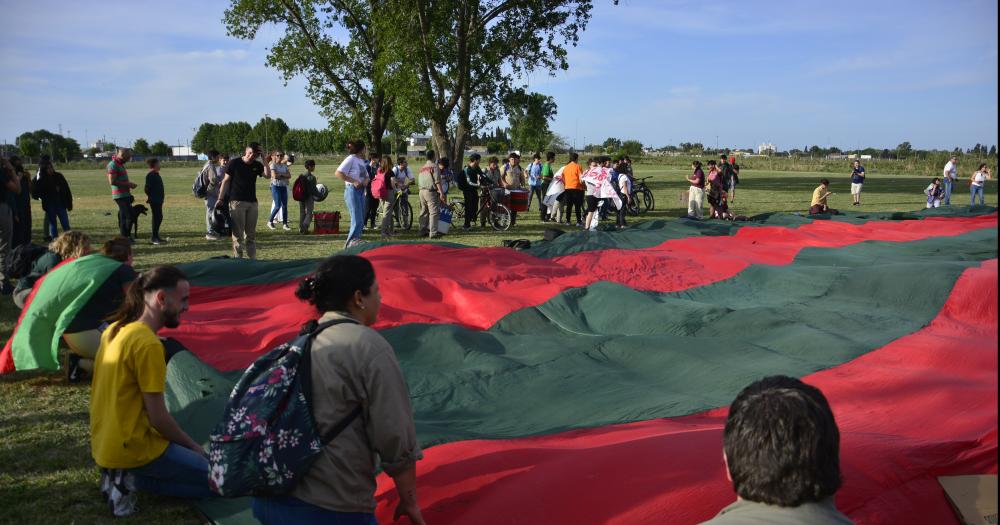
[[376, 185, 413, 230], [632, 176, 655, 213], [444, 184, 512, 231]]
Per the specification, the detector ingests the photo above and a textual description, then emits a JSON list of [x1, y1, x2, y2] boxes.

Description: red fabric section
[[163, 214, 997, 372], [372, 260, 998, 525]]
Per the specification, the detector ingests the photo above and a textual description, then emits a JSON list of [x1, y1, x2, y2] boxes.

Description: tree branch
[[279, 0, 361, 109]]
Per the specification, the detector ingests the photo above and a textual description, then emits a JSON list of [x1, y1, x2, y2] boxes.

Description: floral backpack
[[206, 318, 362, 497]]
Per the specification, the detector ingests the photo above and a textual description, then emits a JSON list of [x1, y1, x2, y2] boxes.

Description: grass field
[[0, 164, 995, 524]]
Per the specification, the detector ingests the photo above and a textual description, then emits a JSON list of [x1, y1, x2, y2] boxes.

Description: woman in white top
[[336, 140, 370, 248], [970, 163, 991, 206], [267, 151, 292, 230]]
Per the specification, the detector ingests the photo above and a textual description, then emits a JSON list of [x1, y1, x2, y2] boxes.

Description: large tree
[[379, 0, 592, 163], [225, 0, 403, 154], [505, 89, 557, 153], [133, 138, 151, 155]]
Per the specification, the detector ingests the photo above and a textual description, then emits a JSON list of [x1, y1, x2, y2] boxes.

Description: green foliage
[[504, 89, 557, 154], [621, 140, 643, 157], [16, 130, 81, 162], [133, 138, 151, 155], [248, 116, 290, 153], [602, 137, 622, 152], [150, 141, 172, 156]]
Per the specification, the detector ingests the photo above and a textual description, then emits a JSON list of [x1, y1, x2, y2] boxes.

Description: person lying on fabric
[[63, 237, 137, 382], [90, 265, 217, 518], [809, 179, 838, 215], [12, 231, 92, 309], [700, 376, 855, 525], [252, 255, 426, 525]]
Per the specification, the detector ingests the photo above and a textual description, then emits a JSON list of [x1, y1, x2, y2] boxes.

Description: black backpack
[[207, 318, 362, 497], [4, 243, 48, 280]]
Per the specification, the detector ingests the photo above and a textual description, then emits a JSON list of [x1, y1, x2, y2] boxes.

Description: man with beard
[[89, 265, 217, 517]]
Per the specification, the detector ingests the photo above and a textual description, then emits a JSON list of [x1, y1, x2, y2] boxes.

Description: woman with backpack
[[374, 155, 395, 240], [250, 255, 425, 525]]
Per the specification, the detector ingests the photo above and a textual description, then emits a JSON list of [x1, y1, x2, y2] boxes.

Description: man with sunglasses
[[216, 143, 265, 259]]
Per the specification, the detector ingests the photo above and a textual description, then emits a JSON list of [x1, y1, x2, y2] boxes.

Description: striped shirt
[[107, 157, 131, 200]]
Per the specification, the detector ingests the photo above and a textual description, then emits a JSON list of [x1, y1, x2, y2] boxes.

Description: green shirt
[[541, 162, 554, 181]]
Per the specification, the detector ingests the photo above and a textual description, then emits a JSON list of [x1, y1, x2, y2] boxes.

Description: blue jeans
[[253, 496, 377, 525], [45, 205, 70, 238], [943, 178, 953, 205], [971, 184, 985, 206], [344, 185, 366, 245], [269, 185, 289, 224], [127, 443, 216, 499]]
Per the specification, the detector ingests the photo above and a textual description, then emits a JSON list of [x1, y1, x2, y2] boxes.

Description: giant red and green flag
[[6, 209, 996, 524]]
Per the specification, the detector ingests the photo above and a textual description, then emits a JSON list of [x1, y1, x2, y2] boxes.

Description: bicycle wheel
[[642, 188, 654, 212], [451, 199, 465, 220], [627, 193, 641, 216], [397, 199, 413, 230], [490, 204, 512, 231]]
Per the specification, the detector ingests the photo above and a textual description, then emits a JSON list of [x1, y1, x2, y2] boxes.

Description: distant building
[[171, 146, 194, 157], [757, 143, 777, 155]]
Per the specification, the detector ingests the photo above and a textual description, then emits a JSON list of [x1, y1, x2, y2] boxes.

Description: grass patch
[[0, 163, 994, 523]]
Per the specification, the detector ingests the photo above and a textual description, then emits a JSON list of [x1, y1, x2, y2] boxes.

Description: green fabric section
[[178, 208, 996, 286], [175, 228, 996, 524], [11, 255, 122, 371]]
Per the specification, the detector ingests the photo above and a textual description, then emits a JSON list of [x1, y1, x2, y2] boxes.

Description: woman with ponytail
[[252, 254, 425, 525], [335, 140, 370, 248], [90, 265, 217, 517]]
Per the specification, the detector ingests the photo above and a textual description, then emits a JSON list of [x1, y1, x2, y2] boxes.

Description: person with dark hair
[[0, 157, 21, 293], [62, 236, 138, 382], [90, 265, 216, 517], [527, 153, 544, 213], [686, 160, 706, 219], [376, 155, 396, 239], [849, 159, 865, 206], [364, 153, 380, 230], [417, 149, 446, 238], [336, 140, 371, 247], [266, 150, 292, 231], [459, 153, 483, 230], [299, 159, 319, 234], [108, 148, 137, 241], [253, 255, 425, 525], [809, 179, 837, 214], [501, 152, 524, 226], [216, 143, 265, 258], [201, 149, 222, 240], [541, 151, 556, 221], [561, 152, 584, 226], [700, 375, 853, 524], [35, 160, 73, 241], [924, 177, 945, 208], [8, 156, 32, 247], [34, 154, 53, 239], [970, 163, 991, 206], [144, 158, 166, 244]]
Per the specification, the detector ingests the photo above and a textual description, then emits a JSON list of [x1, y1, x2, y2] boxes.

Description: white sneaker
[[282, 224, 291, 231], [99, 469, 111, 500], [266, 222, 276, 230], [108, 470, 137, 517], [206, 233, 220, 241]]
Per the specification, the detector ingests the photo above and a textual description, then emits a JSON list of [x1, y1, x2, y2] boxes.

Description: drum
[[509, 189, 529, 212]]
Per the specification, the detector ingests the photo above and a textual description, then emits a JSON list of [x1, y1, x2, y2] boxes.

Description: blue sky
[[0, 0, 996, 151]]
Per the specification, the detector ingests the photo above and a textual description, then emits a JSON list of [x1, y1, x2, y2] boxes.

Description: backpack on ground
[[206, 318, 362, 497], [192, 169, 209, 199], [4, 243, 48, 280], [292, 175, 308, 202]]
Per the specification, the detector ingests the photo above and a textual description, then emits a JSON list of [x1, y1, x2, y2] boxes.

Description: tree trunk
[[430, 115, 453, 164], [369, 90, 387, 155]]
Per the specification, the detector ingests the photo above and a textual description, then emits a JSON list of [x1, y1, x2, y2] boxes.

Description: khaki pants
[[229, 200, 258, 259], [687, 186, 704, 219], [418, 189, 441, 236], [379, 191, 396, 236], [299, 196, 314, 233]]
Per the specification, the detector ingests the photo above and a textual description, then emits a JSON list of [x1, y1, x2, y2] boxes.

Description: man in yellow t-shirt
[[809, 179, 837, 215], [90, 265, 215, 517]]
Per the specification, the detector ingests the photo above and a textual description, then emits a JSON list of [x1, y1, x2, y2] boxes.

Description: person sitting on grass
[[924, 177, 945, 208], [699, 375, 855, 525], [90, 265, 217, 518], [62, 237, 137, 383], [11, 230, 92, 309], [809, 179, 838, 215]]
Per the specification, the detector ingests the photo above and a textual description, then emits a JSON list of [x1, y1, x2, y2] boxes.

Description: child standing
[[144, 158, 166, 244], [299, 160, 318, 233]]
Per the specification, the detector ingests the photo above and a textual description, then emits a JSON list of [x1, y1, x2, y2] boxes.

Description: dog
[[130, 204, 148, 237]]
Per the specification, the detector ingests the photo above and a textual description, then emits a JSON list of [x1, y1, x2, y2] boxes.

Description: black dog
[[130, 204, 148, 237]]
